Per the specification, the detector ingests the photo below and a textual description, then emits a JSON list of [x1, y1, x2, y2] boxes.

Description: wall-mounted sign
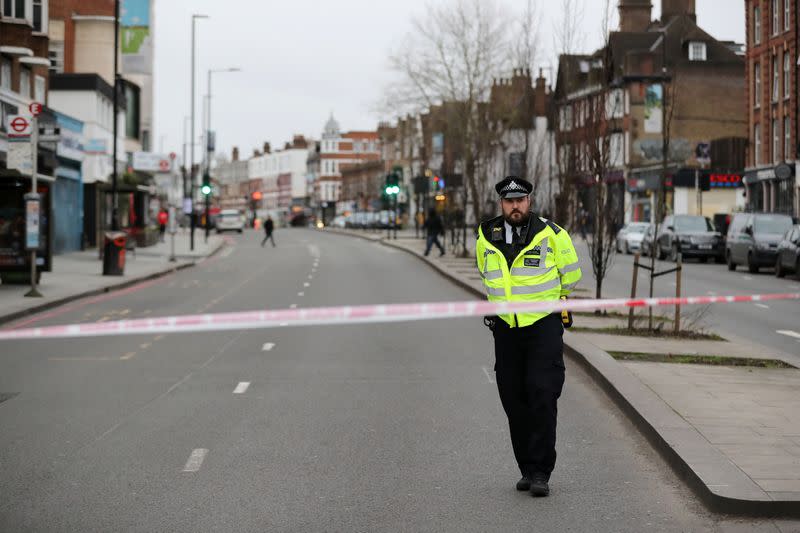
[[24, 193, 41, 250], [132, 151, 171, 172], [709, 173, 743, 188]]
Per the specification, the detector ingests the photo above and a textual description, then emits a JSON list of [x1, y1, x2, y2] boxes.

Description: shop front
[[744, 164, 796, 217]]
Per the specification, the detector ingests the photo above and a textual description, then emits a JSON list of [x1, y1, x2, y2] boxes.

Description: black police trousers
[[492, 313, 565, 480]]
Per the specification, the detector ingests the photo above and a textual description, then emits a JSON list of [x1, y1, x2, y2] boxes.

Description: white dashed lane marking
[[298, 292, 305, 297], [182, 449, 208, 472], [233, 382, 250, 394], [303, 282, 310, 287], [262, 343, 275, 351], [754, 303, 770, 309], [776, 330, 800, 340], [481, 366, 495, 384], [290, 304, 297, 309]]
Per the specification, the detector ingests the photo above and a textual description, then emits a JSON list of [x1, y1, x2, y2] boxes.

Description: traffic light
[[201, 172, 212, 196], [384, 171, 400, 196]]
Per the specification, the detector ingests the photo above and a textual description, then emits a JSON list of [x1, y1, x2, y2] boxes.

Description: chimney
[[661, 0, 695, 22], [232, 146, 239, 161], [534, 69, 548, 117], [618, 0, 652, 32], [263, 142, 271, 154]]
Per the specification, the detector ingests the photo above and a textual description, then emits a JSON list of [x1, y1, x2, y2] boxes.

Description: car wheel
[[775, 257, 785, 278], [747, 252, 759, 273], [795, 258, 800, 279], [616, 240, 621, 253], [657, 243, 667, 260], [714, 255, 725, 264], [699, 257, 707, 263], [726, 251, 736, 271], [238, 229, 243, 234], [625, 242, 630, 254]]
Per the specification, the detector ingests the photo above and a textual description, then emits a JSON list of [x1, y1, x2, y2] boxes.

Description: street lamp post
[[189, 14, 208, 252], [204, 67, 241, 242]]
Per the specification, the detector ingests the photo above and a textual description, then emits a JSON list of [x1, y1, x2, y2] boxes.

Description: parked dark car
[[654, 215, 724, 263], [775, 224, 800, 278], [726, 213, 794, 273]]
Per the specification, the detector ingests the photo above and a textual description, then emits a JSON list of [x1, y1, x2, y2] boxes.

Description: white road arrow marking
[[262, 342, 275, 351], [776, 330, 800, 339], [233, 382, 250, 394]]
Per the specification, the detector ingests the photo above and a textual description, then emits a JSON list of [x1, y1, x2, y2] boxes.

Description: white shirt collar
[[504, 221, 521, 244]]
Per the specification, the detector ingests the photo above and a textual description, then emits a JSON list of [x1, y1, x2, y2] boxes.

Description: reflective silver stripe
[[483, 269, 503, 280], [561, 281, 579, 292], [482, 249, 496, 275], [486, 286, 506, 297], [511, 266, 553, 277], [510, 278, 561, 295], [558, 262, 581, 275], [539, 237, 548, 258]]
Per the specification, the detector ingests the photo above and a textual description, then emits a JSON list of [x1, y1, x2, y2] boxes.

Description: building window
[[772, 0, 779, 35], [0, 57, 10, 90], [754, 5, 761, 44], [49, 41, 64, 74], [784, 51, 790, 99], [32, 0, 47, 33], [773, 119, 780, 163], [20, 68, 31, 98], [785, 117, 791, 161], [772, 55, 780, 101], [2, 0, 25, 19], [754, 124, 761, 166], [688, 42, 707, 61], [754, 62, 761, 107], [785, 0, 791, 31], [34, 75, 45, 102]]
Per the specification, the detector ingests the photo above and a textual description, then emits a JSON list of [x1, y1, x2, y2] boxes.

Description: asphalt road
[[0, 229, 795, 532], [574, 240, 800, 359]]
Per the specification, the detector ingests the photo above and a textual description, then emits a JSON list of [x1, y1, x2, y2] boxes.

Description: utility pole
[[111, 0, 120, 231], [24, 112, 42, 297], [204, 67, 240, 242], [189, 14, 208, 251]]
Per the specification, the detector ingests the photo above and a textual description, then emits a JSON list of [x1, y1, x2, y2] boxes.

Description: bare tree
[[384, 0, 515, 226], [553, 0, 585, 57]]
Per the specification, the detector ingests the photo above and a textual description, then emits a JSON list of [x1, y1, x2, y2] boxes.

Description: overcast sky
[[152, 0, 744, 162]]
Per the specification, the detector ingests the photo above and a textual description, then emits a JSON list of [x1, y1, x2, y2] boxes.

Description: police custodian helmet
[[495, 176, 533, 199]]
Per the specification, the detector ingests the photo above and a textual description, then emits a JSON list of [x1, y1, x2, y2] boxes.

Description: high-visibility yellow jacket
[[476, 215, 582, 328]]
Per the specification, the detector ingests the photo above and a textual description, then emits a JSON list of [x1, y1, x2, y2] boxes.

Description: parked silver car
[[616, 222, 650, 254]]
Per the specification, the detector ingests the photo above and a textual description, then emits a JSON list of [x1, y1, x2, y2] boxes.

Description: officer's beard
[[503, 209, 531, 227]]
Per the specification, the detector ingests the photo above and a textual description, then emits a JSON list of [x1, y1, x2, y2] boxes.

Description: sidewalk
[[328, 227, 800, 516], [0, 230, 225, 325]]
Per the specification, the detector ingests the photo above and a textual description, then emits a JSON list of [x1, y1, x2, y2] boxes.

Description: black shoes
[[515, 476, 531, 491], [529, 473, 549, 497]]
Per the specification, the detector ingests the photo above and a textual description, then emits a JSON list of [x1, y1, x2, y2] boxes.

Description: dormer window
[[688, 41, 707, 61]]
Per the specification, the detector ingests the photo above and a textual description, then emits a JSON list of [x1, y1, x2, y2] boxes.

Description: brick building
[[744, 0, 799, 216], [316, 114, 380, 216], [555, 0, 747, 224]]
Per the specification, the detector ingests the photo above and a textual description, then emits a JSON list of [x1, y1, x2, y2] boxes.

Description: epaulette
[[540, 217, 562, 234]]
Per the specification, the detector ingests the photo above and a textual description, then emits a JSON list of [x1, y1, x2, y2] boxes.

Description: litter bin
[[102, 231, 127, 276]]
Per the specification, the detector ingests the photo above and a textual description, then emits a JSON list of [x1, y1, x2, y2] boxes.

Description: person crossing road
[[476, 176, 582, 497]]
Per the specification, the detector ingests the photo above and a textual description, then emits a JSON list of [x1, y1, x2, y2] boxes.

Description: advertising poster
[[644, 84, 663, 133], [121, 0, 153, 74]]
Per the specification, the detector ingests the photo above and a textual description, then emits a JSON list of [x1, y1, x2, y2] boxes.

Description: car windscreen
[[627, 223, 649, 233], [220, 212, 240, 219], [674, 217, 712, 232], [754, 215, 792, 235]]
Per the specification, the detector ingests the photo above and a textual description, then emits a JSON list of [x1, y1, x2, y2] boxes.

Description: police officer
[[476, 176, 582, 497]]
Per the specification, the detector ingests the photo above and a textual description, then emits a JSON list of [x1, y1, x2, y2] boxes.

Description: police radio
[[560, 296, 573, 328]]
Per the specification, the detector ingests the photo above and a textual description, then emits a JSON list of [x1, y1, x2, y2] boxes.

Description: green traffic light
[[201, 184, 212, 195]]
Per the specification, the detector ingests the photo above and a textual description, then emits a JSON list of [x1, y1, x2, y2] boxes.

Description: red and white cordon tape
[[0, 292, 798, 341]]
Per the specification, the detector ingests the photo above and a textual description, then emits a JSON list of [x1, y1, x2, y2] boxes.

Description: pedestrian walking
[[423, 209, 445, 257], [476, 176, 582, 498], [157, 209, 168, 242], [261, 215, 276, 247]]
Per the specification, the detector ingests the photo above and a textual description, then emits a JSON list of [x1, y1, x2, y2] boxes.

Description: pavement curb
[[326, 228, 800, 518], [0, 239, 226, 328]]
